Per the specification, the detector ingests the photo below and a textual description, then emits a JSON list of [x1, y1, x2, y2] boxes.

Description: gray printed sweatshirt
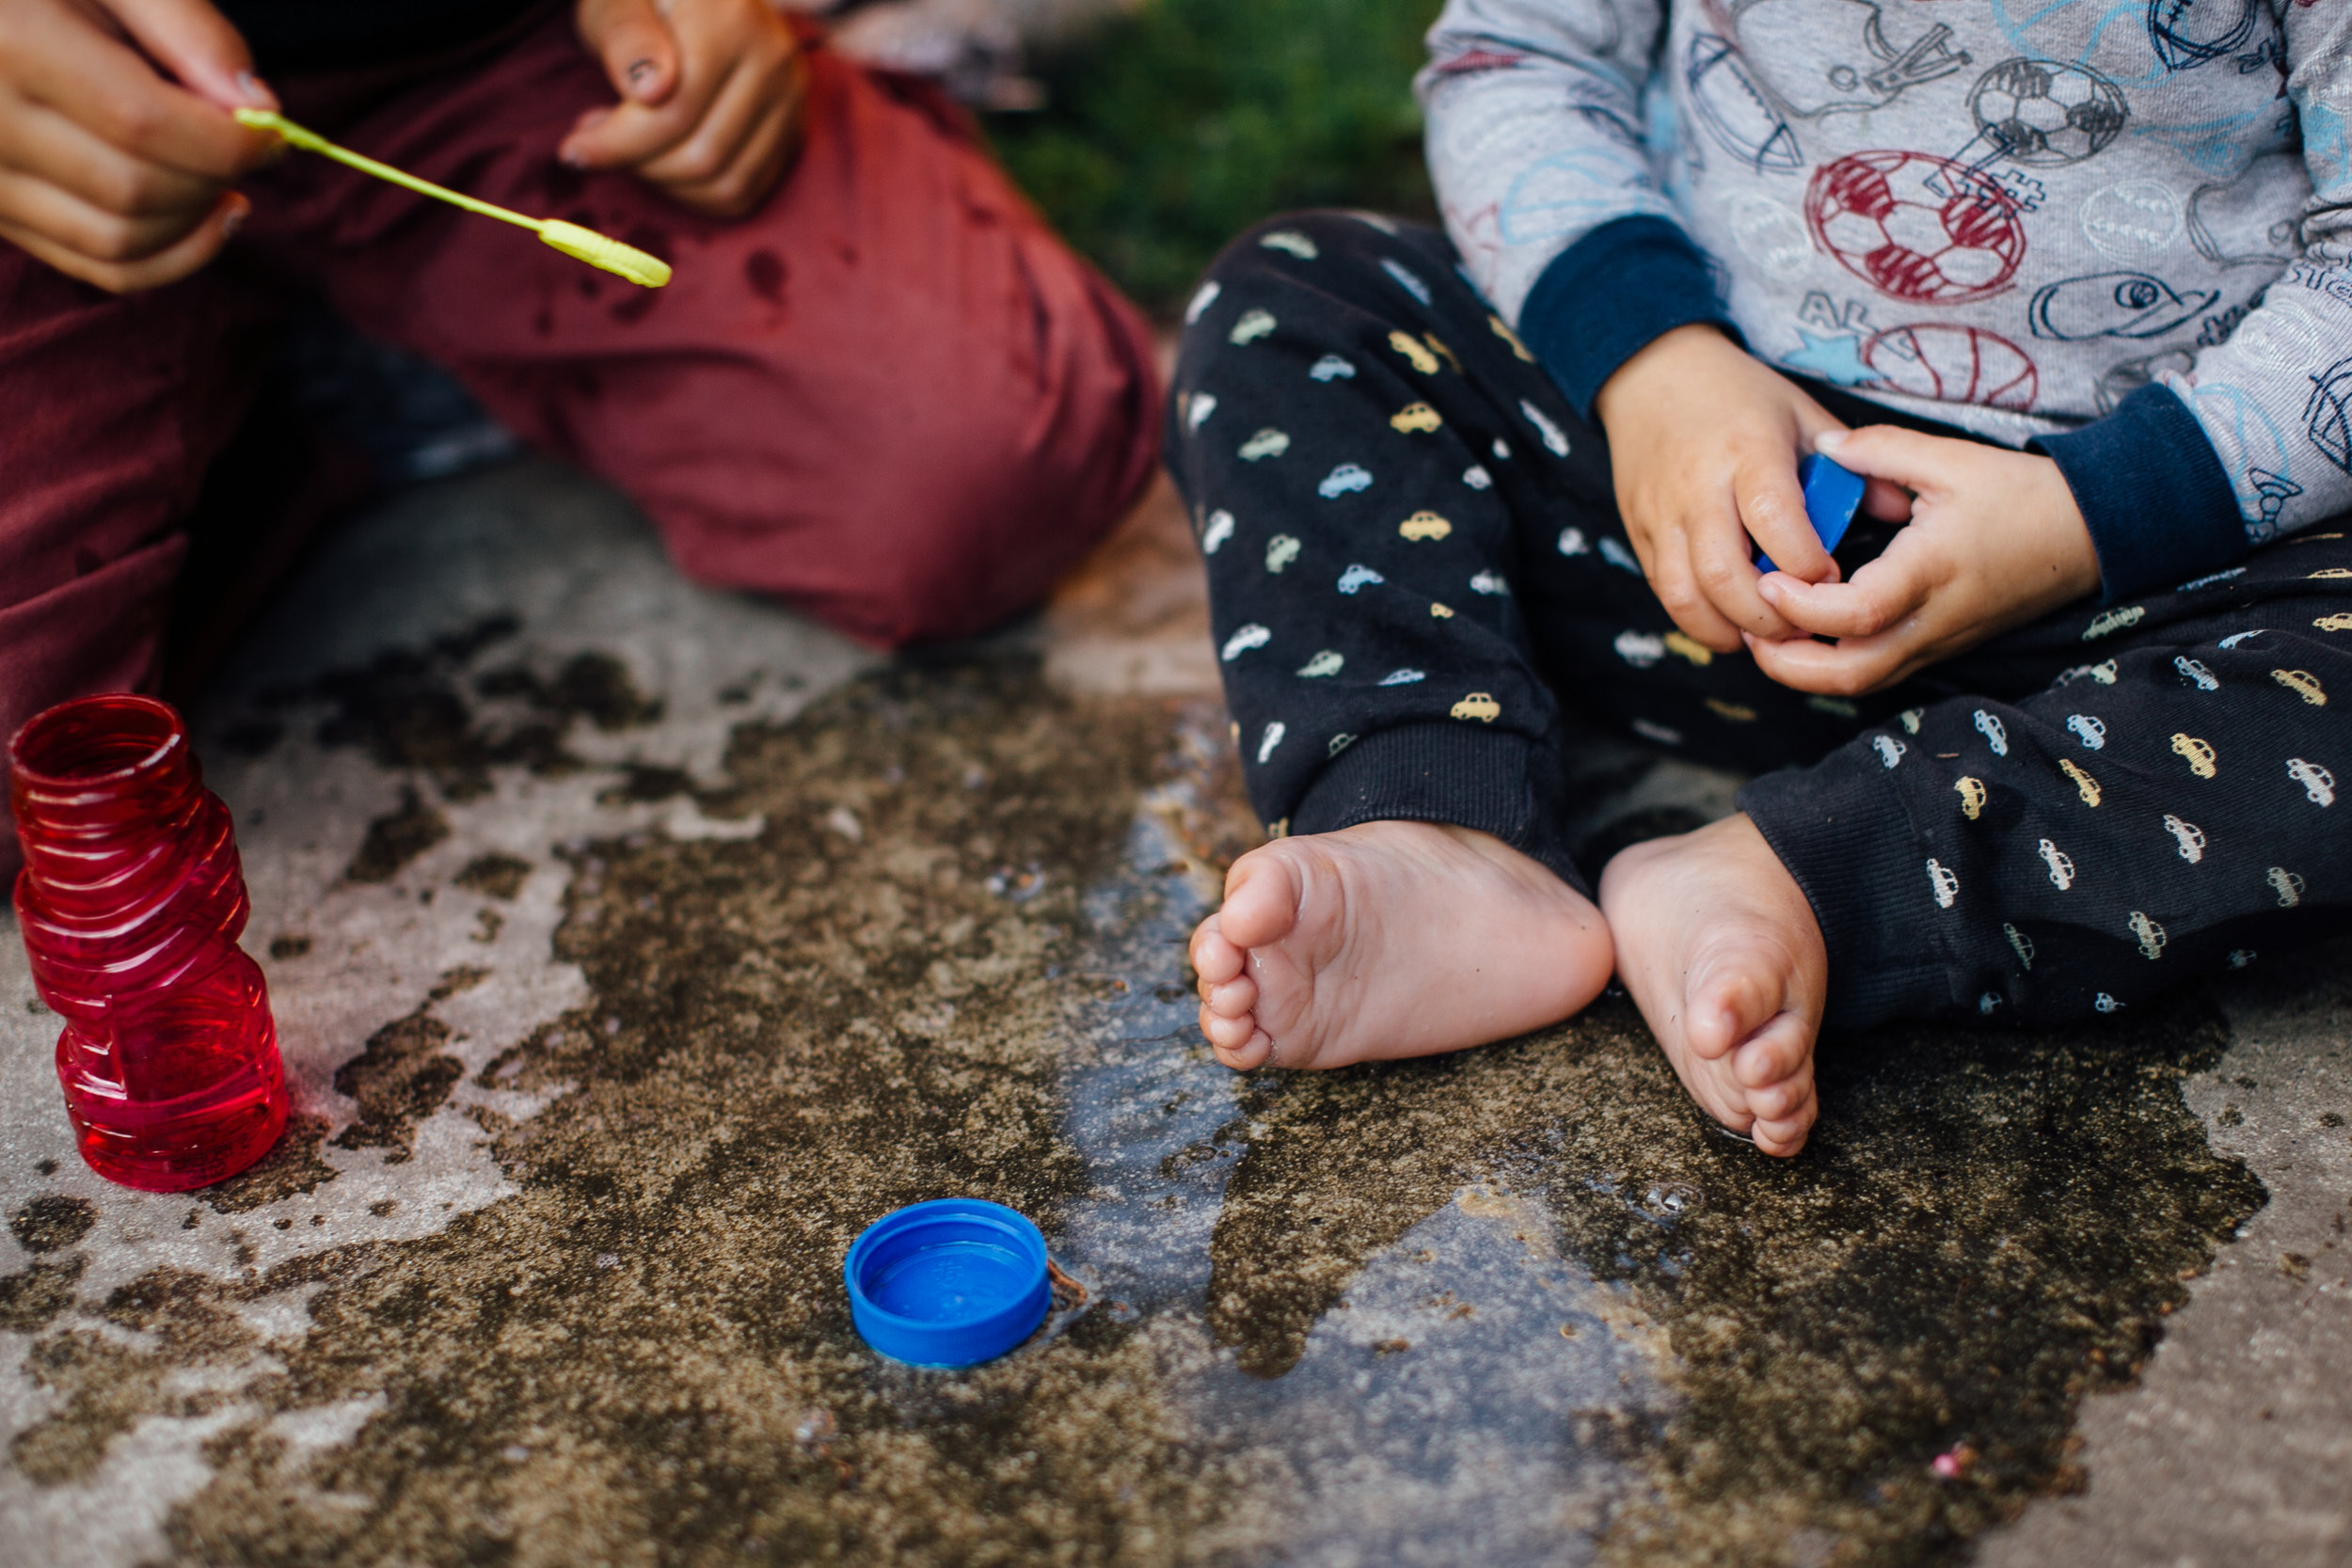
[[1416, 0, 2352, 597]]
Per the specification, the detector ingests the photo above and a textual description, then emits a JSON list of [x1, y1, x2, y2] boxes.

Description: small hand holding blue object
[[1744, 428, 2102, 697], [1756, 454, 1866, 574]]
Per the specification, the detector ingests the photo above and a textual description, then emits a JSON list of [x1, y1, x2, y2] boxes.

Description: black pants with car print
[[1167, 211, 2352, 1032]]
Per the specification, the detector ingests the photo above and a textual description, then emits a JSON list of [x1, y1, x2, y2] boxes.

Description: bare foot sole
[[1600, 813, 1827, 1157], [1188, 820, 1614, 1070]]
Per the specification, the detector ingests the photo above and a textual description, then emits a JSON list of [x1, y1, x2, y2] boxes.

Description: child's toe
[[1217, 851, 1305, 949], [1730, 1016, 1810, 1089], [1203, 1006, 1261, 1053], [1746, 1072, 1811, 1122], [1685, 961, 1783, 1061], [1206, 974, 1258, 1019], [1750, 1105, 1814, 1156], [1215, 1027, 1275, 1071], [1190, 918, 1245, 985]]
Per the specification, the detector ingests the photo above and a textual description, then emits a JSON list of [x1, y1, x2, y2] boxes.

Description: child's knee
[[1181, 212, 1436, 342]]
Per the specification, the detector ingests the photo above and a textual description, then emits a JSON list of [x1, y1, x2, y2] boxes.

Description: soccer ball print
[[1805, 150, 2029, 304], [1966, 58, 2128, 166]]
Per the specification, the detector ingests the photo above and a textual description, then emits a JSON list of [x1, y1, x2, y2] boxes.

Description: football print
[[1805, 150, 2028, 303], [1684, 31, 1804, 173]]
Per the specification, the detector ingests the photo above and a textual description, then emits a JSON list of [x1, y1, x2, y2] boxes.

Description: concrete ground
[[1, 460, 2344, 1567]]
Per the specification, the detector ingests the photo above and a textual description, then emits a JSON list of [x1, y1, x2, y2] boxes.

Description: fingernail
[[626, 57, 659, 95], [221, 199, 247, 238], [1814, 430, 1848, 452], [234, 70, 272, 105]]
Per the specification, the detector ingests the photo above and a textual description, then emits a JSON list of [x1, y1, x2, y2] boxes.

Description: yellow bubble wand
[[232, 107, 671, 288]]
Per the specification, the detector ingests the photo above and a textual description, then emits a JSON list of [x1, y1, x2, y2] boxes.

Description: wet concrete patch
[[127, 658, 1242, 1565], [42, 658, 2250, 1563], [0, 651, 2279, 1567], [295, 615, 665, 805], [1205, 996, 2262, 1564], [343, 787, 450, 884], [200, 1115, 341, 1214], [0, 460, 2328, 1565]]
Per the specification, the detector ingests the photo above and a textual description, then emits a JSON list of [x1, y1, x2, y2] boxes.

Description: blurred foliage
[[987, 0, 1443, 314]]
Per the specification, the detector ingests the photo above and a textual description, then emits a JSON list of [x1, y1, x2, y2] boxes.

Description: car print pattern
[[1168, 213, 2352, 1032]]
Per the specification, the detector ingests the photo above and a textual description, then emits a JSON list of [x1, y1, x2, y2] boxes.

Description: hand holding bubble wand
[[232, 108, 670, 288]]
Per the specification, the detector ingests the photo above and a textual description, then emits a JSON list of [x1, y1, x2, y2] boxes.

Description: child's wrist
[[1593, 323, 1741, 435], [2027, 453, 2103, 604]]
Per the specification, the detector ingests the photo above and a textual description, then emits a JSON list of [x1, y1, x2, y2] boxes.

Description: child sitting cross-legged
[[1169, 0, 2352, 1154]]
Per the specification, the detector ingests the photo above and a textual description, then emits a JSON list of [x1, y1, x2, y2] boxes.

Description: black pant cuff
[[1291, 722, 1589, 897], [1737, 745, 1956, 1030]]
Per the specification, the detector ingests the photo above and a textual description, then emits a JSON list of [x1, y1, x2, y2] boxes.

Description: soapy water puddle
[[1045, 793, 1669, 1562], [1025, 689, 2262, 1566]]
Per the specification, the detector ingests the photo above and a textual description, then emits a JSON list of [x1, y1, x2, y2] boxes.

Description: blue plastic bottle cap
[[1757, 452, 1867, 573], [844, 1198, 1051, 1368]]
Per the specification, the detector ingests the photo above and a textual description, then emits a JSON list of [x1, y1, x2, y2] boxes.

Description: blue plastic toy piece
[[844, 1198, 1051, 1368], [1756, 452, 1867, 573]]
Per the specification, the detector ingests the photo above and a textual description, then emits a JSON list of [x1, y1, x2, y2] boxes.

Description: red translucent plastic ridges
[[9, 694, 287, 1192]]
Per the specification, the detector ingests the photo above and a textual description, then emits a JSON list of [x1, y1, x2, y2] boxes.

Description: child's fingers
[[1690, 499, 1804, 641], [562, 96, 694, 169], [652, 77, 801, 217], [0, 185, 242, 292], [14, 0, 276, 180], [1756, 550, 1930, 641], [1861, 476, 1913, 522], [104, 0, 275, 112], [1646, 519, 1751, 654], [1734, 451, 1834, 587], [8, 97, 224, 219], [634, 46, 791, 214], [574, 0, 679, 104], [1813, 424, 1963, 495], [1742, 624, 1915, 696]]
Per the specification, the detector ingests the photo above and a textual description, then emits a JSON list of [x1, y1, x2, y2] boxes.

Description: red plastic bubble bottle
[[9, 694, 288, 1191]]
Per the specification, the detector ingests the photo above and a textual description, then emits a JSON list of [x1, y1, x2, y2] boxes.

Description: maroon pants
[[0, 11, 1161, 871]]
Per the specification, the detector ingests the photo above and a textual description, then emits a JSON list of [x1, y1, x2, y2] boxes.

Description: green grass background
[[987, 0, 1444, 315]]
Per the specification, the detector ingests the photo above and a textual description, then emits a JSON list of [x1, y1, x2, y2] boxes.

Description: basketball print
[[1967, 58, 2128, 166], [1805, 151, 2027, 304], [1864, 324, 2040, 409]]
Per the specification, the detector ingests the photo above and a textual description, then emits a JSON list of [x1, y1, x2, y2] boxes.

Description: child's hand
[[0, 0, 278, 292], [1593, 324, 1860, 652], [563, 0, 808, 217], [1743, 427, 2101, 696]]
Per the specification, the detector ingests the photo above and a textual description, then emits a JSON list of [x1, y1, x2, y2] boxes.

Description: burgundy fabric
[[0, 11, 1163, 877]]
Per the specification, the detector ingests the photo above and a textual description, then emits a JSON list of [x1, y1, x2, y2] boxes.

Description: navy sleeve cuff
[[2028, 384, 2247, 602], [1517, 215, 1742, 422]]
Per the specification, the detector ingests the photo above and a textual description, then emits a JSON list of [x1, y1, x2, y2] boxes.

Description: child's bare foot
[[1600, 814, 1827, 1157], [1189, 821, 1613, 1070]]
